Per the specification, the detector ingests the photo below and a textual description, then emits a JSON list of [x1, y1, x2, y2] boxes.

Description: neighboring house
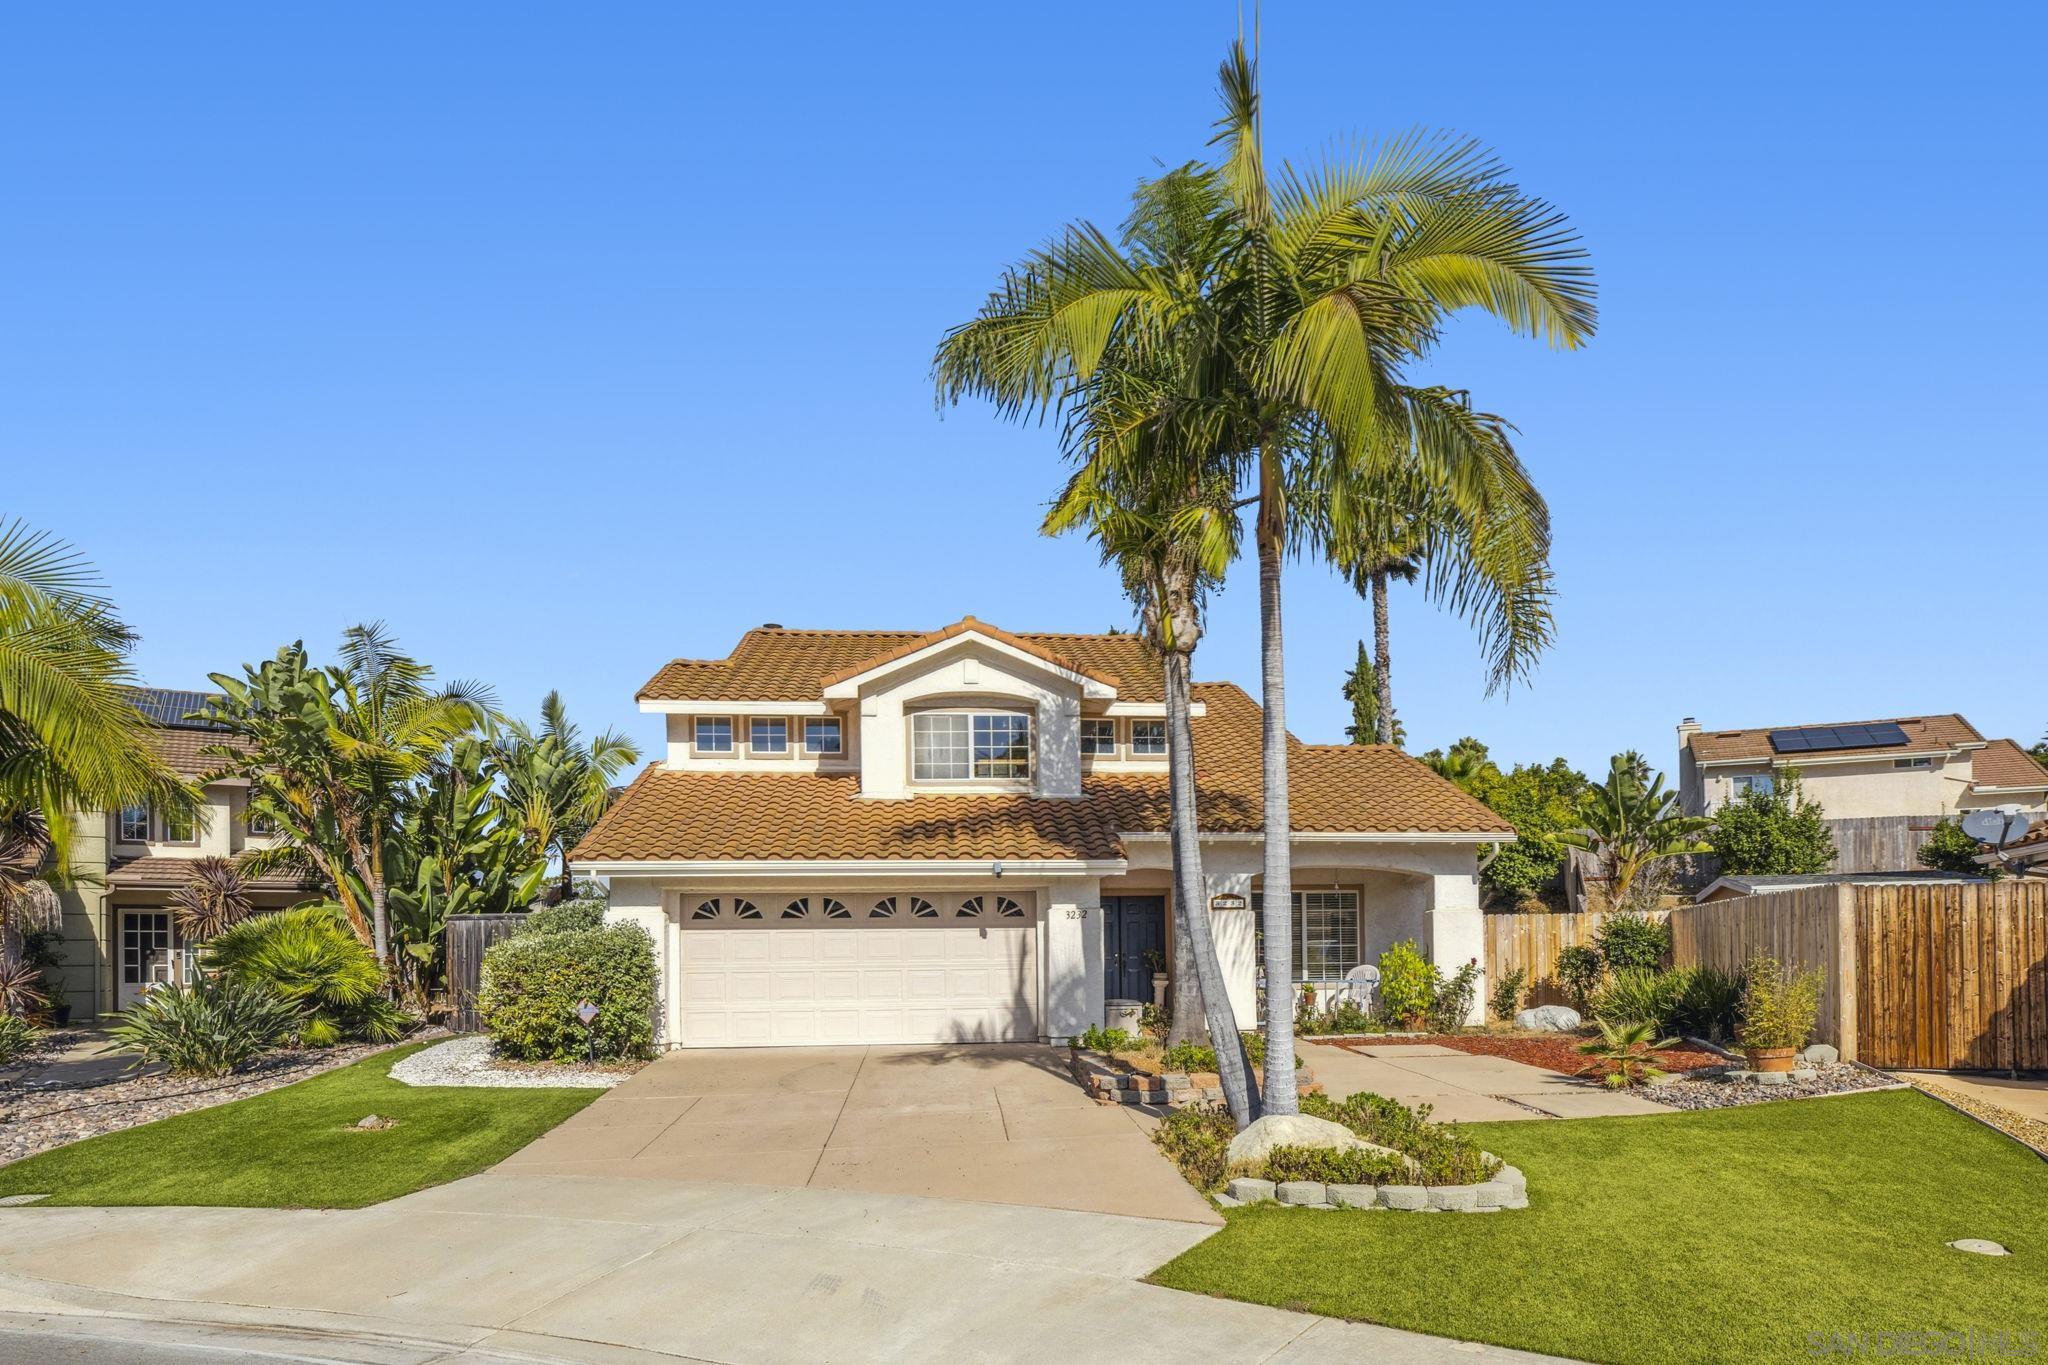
[[568, 619, 1511, 1049], [52, 687, 319, 1017], [1675, 714, 2048, 872], [1695, 871, 1992, 904], [1979, 822, 2048, 877]]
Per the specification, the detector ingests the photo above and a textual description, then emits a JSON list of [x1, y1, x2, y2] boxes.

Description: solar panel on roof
[[1769, 722, 1910, 754], [128, 687, 227, 730]]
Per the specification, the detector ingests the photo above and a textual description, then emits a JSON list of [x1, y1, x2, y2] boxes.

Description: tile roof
[[572, 682, 1510, 864], [147, 727, 249, 778], [1971, 739, 2048, 790], [817, 617, 1120, 690], [106, 855, 323, 892], [638, 626, 1165, 704], [1685, 714, 1983, 765]]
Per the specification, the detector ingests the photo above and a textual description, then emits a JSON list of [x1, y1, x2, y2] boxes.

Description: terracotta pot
[[1746, 1046, 1798, 1073]]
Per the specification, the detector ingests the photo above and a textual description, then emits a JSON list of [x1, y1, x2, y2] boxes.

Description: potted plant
[[1143, 948, 1167, 1007], [1736, 953, 1822, 1072]]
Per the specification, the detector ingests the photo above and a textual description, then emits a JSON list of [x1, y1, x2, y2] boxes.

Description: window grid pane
[[971, 713, 1031, 779], [912, 714, 971, 779], [695, 718, 733, 752], [1131, 721, 1166, 755], [1080, 719, 1116, 756], [750, 718, 788, 753], [804, 718, 842, 754], [118, 805, 149, 842]]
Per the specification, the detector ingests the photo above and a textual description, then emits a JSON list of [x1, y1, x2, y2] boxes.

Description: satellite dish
[[1961, 806, 2032, 847]]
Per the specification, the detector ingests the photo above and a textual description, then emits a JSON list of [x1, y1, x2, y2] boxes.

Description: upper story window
[[1732, 772, 1774, 799], [117, 804, 149, 843], [911, 710, 1032, 782], [245, 802, 277, 837], [1130, 720, 1167, 756], [1080, 719, 1117, 756], [158, 805, 197, 844], [1894, 756, 1933, 770], [750, 718, 788, 754], [804, 718, 843, 755], [694, 717, 733, 753]]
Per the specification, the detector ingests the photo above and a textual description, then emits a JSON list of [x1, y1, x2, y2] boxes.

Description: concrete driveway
[[497, 1042, 1220, 1224]]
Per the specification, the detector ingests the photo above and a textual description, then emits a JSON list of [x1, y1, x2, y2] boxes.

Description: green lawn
[[1151, 1090, 2048, 1365], [0, 1044, 599, 1209]]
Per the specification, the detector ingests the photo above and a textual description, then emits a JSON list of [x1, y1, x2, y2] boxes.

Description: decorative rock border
[[1219, 1159, 1528, 1212], [1068, 1049, 1320, 1108]]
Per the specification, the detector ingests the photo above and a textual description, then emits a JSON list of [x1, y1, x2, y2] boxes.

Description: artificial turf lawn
[[0, 1044, 599, 1209], [1149, 1089, 2048, 1365]]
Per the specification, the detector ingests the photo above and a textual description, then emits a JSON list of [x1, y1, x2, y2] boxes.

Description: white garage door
[[674, 892, 1038, 1047]]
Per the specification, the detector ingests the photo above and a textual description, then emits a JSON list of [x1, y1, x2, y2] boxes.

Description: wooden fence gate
[[1852, 882, 2048, 1071], [445, 913, 528, 1033]]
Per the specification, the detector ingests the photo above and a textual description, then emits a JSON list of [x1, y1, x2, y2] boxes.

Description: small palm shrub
[[1576, 1017, 1679, 1089], [1262, 1145, 1413, 1186], [203, 906, 412, 1046], [1151, 1103, 1235, 1190], [1489, 966, 1528, 1022], [1555, 943, 1604, 1008], [1737, 953, 1823, 1052], [479, 921, 656, 1062], [1375, 940, 1439, 1026], [519, 898, 607, 937], [0, 1013, 41, 1065], [104, 978, 303, 1077], [1595, 911, 1671, 972]]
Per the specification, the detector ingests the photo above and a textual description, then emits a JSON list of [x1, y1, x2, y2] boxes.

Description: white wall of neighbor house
[[1699, 755, 1976, 819]]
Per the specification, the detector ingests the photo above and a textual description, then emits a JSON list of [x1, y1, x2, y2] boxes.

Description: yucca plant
[[103, 977, 302, 1077], [1575, 1017, 1680, 1089], [0, 958, 47, 1019], [202, 906, 412, 1046], [168, 856, 255, 941]]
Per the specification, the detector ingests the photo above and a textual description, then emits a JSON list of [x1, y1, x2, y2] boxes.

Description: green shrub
[[1595, 912, 1671, 973], [520, 898, 608, 937], [1296, 999, 1374, 1036], [103, 978, 303, 1077], [203, 906, 413, 1046], [1488, 966, 1528, 1022], [1076, 1025, 1139, 1054], [1262, 1144, 1413, 1186], [1555, 943, 1604, 1008], [0, 1013, 41, 1065], [1737, 953, 1823, 1052], [1918, 818, 1990, 876], [1160, 1033, 1284, 1072], [1150, 1103, 1236, 1190], [1670, 965, 1746, 1042], [1591, 966, 1687, 1030], [1709, 774, 1835, 876], [1428, 959, 1482, 1032], [1299, 1090, 1499, 1186], [479, 922, 656, 1062], [1375, 940, 1439, 1025]]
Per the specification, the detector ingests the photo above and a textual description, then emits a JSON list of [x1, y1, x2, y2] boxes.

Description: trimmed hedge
[[518, 898, 608, 937], [478, 921, 656, 1062]]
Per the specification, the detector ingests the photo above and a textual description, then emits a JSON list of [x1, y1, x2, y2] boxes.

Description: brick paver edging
[[1067, 1048, 1321, 1109]]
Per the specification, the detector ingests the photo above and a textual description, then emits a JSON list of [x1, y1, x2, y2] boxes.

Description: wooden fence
[[445, 913, 528, 1033], [1825, 816, 1943, 874], [1669, 887, 1849, 1049], [1484, 909, 1672, 1006]]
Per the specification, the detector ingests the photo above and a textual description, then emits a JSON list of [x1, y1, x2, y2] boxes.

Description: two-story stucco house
[[52, 688, 319, 1017], [567, 620, 1512, 1049], [1676, 714, 2048, 823]]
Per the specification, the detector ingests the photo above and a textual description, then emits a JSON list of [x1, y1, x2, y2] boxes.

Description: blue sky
[[5, 3, 2044, 779]]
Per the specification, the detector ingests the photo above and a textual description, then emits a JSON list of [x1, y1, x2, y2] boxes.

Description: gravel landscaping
[[1907, 1076, 2048, 1157], [1, 1041, 394, 1166], [387, 1035, 639, 1089], [1650, 1060, 1901, 1111]]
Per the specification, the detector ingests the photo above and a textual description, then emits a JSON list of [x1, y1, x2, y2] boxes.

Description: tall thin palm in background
[[494, 690, 642, 902], [939, 43, 1593, 1112]]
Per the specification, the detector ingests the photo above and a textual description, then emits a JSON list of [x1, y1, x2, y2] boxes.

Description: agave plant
[[1575, 1018, 1680, 1090], [168, 857, 255, 941], [201, 905, 412, 1045], [102, 977, 302, 1077]]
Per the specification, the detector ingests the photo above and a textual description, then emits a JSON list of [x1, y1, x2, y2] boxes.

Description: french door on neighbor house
[[1102, 896, 1166, 1003], [118, 911, 189, 1010]]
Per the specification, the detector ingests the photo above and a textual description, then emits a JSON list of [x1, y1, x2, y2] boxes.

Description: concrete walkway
[[1301, 1041, 1671, 1121], [0, 1172, 1571, 1364], [501, 1043, 1219, 1224]]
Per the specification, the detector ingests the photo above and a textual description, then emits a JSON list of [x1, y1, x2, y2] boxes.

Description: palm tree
[[1562, 765, 1713, 909], [938, 44, 1594, 1114], [493, 691, 641, 903]]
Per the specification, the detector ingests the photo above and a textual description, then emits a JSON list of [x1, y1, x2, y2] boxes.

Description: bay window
[[911, 710, 1032, 782]]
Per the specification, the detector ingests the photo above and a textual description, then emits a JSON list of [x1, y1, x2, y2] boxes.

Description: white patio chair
[[1342, 964, 1380, 1015]]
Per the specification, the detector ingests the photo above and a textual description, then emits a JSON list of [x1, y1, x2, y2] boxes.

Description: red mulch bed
[[1338, 1032, 1729, 1076]]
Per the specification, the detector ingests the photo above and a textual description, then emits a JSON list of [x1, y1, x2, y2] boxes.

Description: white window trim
[[1080, 717, 1119, 758], [116, 805, 150, 844], [909, 708, 1035, 785], [748, 717, 791, 758], [803, 717, 844, 755], [693, 716, 735, 755], [1130, 719, 1167, 756], [1251, 888, 1363, 984], [156, 805, 199, 846]]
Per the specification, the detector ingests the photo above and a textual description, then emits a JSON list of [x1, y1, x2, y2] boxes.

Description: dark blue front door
[[1103, 896, 1166, 1002]]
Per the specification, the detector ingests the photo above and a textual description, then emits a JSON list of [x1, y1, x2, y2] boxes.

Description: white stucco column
[[1425, 868, 1486, 1025], [1041, 875, 1104, 1040], [1202, 848, 1261, 1030], [604, 878, 673, 1048]]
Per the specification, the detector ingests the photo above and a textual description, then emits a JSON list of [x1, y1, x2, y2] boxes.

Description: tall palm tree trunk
[[1165, 647, 1257, 1126], [1256, 453, 1300, 1115], [1161, 611, 1209, 1052], [1371, 570, 1395, 745]]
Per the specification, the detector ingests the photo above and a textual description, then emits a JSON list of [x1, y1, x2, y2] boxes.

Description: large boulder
[[1224, 1113, 1414, 1178], [1515, 1005, 1582, 1032]]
